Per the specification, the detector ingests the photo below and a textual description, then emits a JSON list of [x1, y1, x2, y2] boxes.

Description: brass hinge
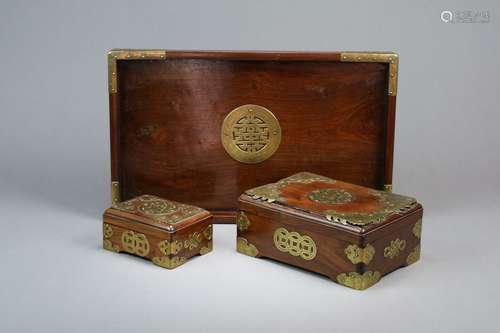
[[107, 49, 166, 93], [340, 52, 399, 96]]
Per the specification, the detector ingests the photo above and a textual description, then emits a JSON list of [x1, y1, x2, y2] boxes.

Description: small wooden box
[[103, 195, 213, 269], [236, 172, 422, 290]]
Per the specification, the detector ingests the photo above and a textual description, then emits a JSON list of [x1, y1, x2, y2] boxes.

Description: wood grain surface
[[110, 51, 396, 223]]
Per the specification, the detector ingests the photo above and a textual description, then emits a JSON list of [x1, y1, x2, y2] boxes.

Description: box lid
[[240, 172, 420, 233], [108, 50, 400, 222], [104, 195, 211, 232]]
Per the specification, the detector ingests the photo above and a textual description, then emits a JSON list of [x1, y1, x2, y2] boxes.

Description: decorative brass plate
[[200, 241, 213, 255], [121, 230, 150, 257], [308, 188, 353, 205], [336, 271, 381, 290], [236, 211, 251, 232], [158, 239, 183, 255], [152, 255, 187, 269], [413, 219, 422, 239], [344, 243, 375, 264], [273, 227, 317, 261], [383, 238, 406, 259], [406, 245, 421, 265], [236, 237, 259, 257], [184, 232, 202, 250], [221, 104, 281, 164]]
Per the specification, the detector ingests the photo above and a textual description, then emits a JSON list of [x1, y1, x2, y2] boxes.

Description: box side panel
[[172, 217, 214, 258], [236, 205, 362, 280], [362, 208, 423, 276], [237, 198, 422, 289], [102, 215, 213, 268], [102, 215, 172, 260]]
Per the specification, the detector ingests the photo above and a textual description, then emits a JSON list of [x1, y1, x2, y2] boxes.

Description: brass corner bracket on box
[[108, 49, 166, 93], [340, 52, 399, 96], [111, 181, 121, 205]]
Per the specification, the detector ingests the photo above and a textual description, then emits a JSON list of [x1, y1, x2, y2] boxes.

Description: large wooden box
[[108, 50, 399, 223], [103, 195, 213, 269], [236, 172, 422, 290]]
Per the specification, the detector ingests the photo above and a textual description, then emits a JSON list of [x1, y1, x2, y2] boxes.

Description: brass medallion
[[138, 199, 177, 216], [221, 104, 281, 164], [308, 188, 353, 205]]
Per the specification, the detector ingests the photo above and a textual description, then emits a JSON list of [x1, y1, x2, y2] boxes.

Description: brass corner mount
[[111, 181, 121, 205], [107, 49, 166, 93], [340, 52, 399, 96]]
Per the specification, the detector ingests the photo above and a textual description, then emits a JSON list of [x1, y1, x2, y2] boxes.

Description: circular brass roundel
[[307, 188, 354, 205], [221, 104, 281, 164]]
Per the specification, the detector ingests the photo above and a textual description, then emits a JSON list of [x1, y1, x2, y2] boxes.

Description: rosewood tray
[[108, 50, 399, 223]]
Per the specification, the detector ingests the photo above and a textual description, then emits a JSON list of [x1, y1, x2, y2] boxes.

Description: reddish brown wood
[[110, 51, 396, 223], [237, 174, 422, 288]]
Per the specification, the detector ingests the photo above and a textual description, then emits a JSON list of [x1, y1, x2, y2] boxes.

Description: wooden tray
[[108, 50, 399, 223]]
